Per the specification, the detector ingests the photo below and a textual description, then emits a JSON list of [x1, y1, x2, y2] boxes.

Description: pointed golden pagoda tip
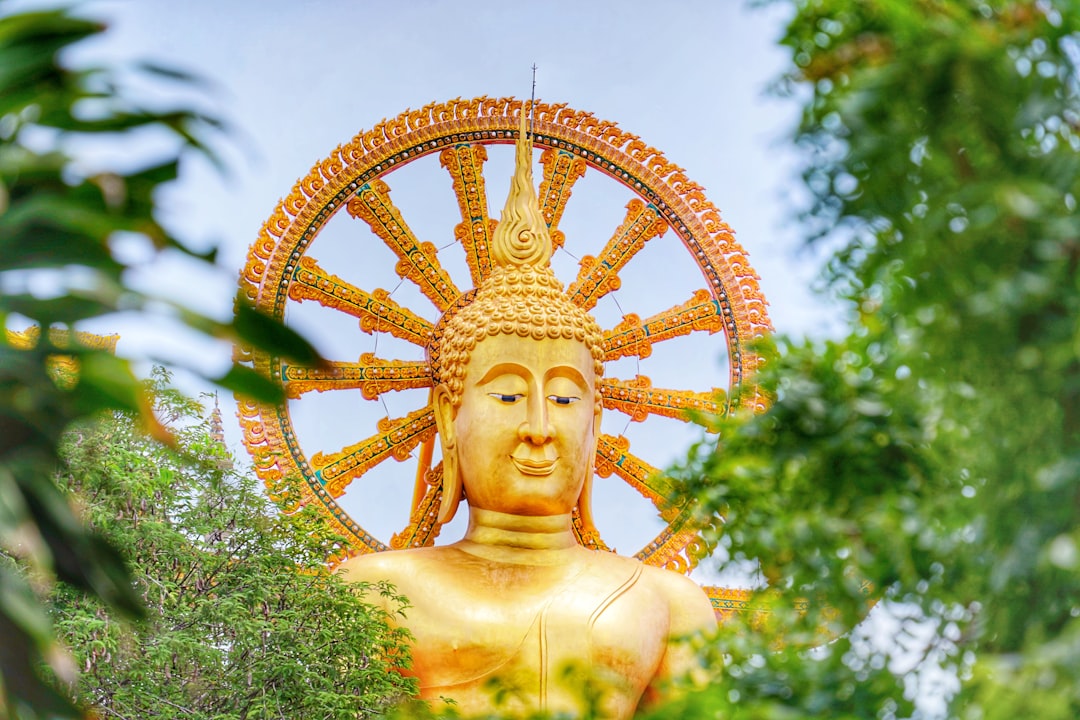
[[486, 99, 551, 269]]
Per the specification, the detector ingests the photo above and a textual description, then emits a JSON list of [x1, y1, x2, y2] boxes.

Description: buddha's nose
[[518, 396, 554, 444]]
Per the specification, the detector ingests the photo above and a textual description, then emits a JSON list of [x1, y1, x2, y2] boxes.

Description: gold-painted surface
[[599, 375, 726, 424], [441, 143, 496, 285], [707, 586, 754, 624], [537, 147, 587, 251], [347, 179, 460, 311], [290, 256, 433, 347], [568, 198, 668, 310], [5, 327, 121, 387], [282, 355, 431, 400], [602, 289, 724, 361], [311, 407, 436, 498], [235, 96, 772, 581], [335, 125, 720, 718]]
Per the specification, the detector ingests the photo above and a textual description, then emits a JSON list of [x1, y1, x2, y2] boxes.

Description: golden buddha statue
[[340, 114, 716, 719]]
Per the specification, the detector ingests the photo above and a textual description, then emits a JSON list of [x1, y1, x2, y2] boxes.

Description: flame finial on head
[[490, 110, 553, 268]]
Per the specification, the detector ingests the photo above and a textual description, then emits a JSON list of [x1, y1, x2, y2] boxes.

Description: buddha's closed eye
[[487, 393, 580, 405]]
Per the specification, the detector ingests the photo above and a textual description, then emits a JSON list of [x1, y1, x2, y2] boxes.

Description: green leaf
[[69, 351, 146, 416], [0, 292, 119, 326], [14, 461, 144, 619], [213, 363, 285, 405], [0, 589, 81, 718], [232, 300, 325, 367]]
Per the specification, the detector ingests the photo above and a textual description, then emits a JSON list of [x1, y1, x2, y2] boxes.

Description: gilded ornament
[[235, 97, 772, 619]]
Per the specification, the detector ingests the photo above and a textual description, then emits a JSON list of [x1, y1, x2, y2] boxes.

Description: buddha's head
[[429, 112, 604, 528]]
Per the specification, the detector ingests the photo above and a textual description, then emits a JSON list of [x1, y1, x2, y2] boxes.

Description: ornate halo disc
[[237, 97, 770, 611]]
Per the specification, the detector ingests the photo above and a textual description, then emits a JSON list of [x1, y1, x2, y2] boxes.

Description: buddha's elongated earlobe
[[438, 452, 462, 524], [576, 475, 595, 532], [433, 385, 463, 524], [575, 408, 602, 534]]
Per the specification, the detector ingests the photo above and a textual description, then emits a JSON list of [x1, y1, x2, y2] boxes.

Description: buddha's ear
[[433, 385, 463, 524], [432, 384, 456, 448]]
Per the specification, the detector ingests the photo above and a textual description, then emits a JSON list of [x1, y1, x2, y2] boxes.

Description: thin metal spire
[[529, 63, 537, 138]]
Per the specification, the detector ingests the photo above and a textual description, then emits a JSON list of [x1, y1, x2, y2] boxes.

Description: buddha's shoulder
[[590, 552, 716, 630], [338, 546, 461, 589], [587, 550, 695, 591]]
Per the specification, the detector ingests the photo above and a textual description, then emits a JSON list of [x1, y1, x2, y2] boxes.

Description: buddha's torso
[[342, 544, 673, 718]]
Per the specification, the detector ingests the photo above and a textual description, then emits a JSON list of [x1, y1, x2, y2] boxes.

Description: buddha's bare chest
[[401, 561, 669, 696]]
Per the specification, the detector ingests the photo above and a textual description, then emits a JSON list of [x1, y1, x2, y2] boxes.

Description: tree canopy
[[47, 370, 414, 719], [665, 1, 1080, 718]]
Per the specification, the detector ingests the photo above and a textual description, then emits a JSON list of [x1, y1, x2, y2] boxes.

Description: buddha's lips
[[511, 456, 557, 476]]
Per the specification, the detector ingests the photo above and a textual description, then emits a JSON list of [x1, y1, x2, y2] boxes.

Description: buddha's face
[[434, 333, 600, 517]]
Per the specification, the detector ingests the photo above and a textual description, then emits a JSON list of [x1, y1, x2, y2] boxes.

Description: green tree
[[664, 0, 1080, 718], [0, 4, 321, 715], [46, 370, 414, 719]]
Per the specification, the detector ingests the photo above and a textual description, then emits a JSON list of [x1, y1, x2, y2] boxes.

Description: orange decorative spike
[[599, 375, 726, 423], [594, 434, 701, 572], [289, 256, 434, 347], [390, 463, 444, 550], [347, 179, 461, 311], [311, 407, 436, 497], [441, 143, 496, 285], [538, 147, 587, 251], [282, 355, 432, 400], [594, 434, 679, 509], [569, 198, 668, 310], [602, 289, 725, 361]]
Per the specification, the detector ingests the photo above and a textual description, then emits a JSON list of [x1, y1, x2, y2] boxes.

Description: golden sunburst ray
[[347, 179, 461, 310], [441, 143, 497, 285], [282, 355, 431, 400], [598, 375, 726, 424], [593, 434, 708, 573], [568, 199, 668, 310], [601, 289, 725, 361], [311, 407, 436, 498], [390, 463, 444, 550], [538, 147, 587, 251], [290, 256, 434, 347], [594, 434, 684, 513]]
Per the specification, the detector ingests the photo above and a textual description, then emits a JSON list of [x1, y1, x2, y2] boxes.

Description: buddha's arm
[[337, 555, 418, 674], [641, 572, 718, 707]]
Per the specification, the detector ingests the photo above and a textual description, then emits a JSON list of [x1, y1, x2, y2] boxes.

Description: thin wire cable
[[372, 275, 408, 420], [558, 246, 581, 262], [608, 292, 640, 439]]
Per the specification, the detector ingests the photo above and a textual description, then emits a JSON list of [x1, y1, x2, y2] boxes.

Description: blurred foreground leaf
[[668, 1, 1080, 717], [0, 4, 323, 715]]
